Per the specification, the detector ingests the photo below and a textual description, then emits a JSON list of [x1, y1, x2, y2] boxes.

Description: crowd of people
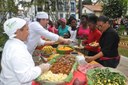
[[0, 11, 121, 85]]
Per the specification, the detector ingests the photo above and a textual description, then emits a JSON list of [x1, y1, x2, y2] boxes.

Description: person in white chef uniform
[[26, 11, 71, 54], [0, 18, 51, 85]]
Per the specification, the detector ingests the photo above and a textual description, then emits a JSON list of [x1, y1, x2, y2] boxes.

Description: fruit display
[[42, 46, 54, 55], [87, 67, 127, 85], [56, 45, 74, 54], [50, 55, 76, 75]]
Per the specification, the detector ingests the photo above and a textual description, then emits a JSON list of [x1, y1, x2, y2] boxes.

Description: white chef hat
[[36, 12, 49, 19], [4, 17, 26, 39]]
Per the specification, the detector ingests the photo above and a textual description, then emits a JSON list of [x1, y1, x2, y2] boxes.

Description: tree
[[0, 0, 18, 47], [82, 0, 92, 5], [102, 0, 128, 18]]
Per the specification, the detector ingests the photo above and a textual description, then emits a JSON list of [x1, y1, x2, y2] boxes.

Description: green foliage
[[117, 25, 125, 35], [0, 0, 18, 47], [119, 35, 128, 57], [118, 47, 128, 57], [0, 34, 8, 48], [0, 0, 18, 14], [35, 0, 45, 7], [0, 24, 8, 47], [82, 0, 92, 5], [102, 0, 128, 18], [50, 0, 56, 11], [7, 0, 18, 14]]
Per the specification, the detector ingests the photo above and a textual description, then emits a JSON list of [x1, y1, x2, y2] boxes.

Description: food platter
[[36, 54, 78, 85], [87, 67, 128, 85]]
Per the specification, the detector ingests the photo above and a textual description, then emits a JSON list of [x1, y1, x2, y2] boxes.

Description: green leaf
[[64, 72, 73, 82]]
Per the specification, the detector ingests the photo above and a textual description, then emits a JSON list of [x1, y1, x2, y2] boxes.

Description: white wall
[[82, 7, 102, 17], [82, 7, 94, 14], [95, 12, 102, 17]]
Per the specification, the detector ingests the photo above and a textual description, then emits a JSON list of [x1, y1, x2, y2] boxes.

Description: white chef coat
[[26, 22, 59, 54], [0, 38, 41, 85]]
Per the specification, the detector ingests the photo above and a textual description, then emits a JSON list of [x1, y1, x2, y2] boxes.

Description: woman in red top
[[48, 20, 58, 34], [77, 15, 90, 39], [82, 15, 102, 56]]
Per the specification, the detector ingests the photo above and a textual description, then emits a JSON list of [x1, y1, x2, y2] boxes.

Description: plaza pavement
[[116, 55, 128, 77]]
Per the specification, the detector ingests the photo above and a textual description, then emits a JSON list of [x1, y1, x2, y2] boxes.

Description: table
[[33, 45, 128, 85], [32, 45, 101, 85]]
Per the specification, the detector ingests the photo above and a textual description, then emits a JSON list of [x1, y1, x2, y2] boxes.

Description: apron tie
[[100, 56, 120, 61]]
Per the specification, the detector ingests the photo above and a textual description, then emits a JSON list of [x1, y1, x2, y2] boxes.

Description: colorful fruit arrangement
[[42, 46, 54, 55]]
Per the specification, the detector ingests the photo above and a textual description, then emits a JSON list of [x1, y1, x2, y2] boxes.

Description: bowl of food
[[56, 45, 74, 54]]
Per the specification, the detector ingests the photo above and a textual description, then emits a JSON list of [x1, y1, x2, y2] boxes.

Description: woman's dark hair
[[88, 15, 98, 24], [98, 16, 114, 27], [67, 16, 76, 25], [81, 15, 88, 20], [36, 18, 41, 22], [48, 20, 53, 27], [97, 16, 109, 23], [69, 18, 77, 24]]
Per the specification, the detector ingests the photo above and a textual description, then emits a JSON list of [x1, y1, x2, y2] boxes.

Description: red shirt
[[83, 28, 102, 52], [77, 25, 90, 39], [48, 25, 58, 34]]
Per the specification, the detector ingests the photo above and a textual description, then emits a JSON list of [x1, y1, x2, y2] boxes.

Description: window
[[71, 2, 75, 12], [64, 2, 69, 11], [60, 14, 63, 18], [58, 1, 63, 11]]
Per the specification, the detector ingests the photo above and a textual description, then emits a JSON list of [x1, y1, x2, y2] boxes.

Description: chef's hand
[[44, 41, 55, 46], [63, 39, 72, 44], [85, 57, 95, 63], [39, 63, 51, 73]]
